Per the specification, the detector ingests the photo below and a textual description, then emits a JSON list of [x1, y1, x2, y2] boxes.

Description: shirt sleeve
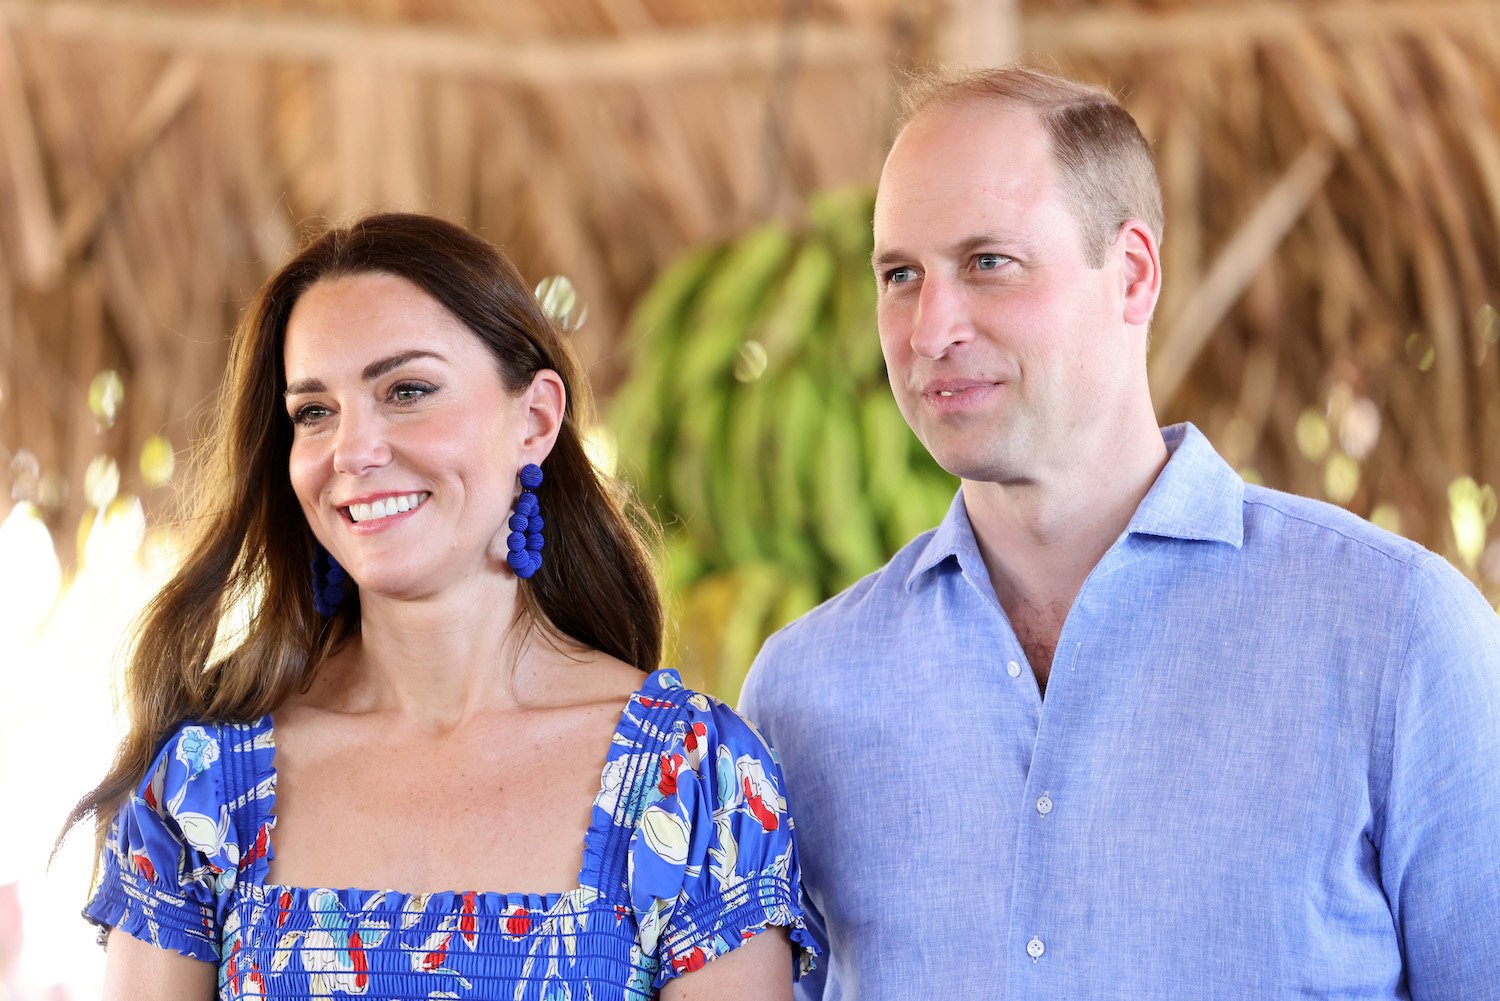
[[740, 631, 831, 1001], [627, 693, 819, 988], [1378, 557, 1500, 1000], [84, 722, 242, 962]]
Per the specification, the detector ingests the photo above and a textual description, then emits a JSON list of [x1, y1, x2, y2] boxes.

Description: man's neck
[[962, 423, 1170, 691]]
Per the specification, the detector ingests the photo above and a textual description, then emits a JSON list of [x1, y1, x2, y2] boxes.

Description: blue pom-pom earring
[[506, 463, 545, 579], [311, 543, 350, 616]]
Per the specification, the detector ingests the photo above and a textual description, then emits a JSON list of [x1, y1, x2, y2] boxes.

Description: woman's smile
[[341, 490, 431, 526]]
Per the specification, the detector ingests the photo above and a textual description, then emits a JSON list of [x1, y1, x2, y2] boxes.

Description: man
[[739, 66, 1500, 999]]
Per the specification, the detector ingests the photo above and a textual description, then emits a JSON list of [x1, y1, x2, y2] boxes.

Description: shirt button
[[1036, 794, 1053, 816], [1027, 937, 1045, 959], [1006, 660, 1022, 677]]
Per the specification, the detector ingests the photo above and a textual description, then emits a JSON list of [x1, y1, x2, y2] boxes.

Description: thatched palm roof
[[0, 0, 1496, 592]]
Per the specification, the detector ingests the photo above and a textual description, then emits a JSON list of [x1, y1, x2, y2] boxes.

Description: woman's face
[[282, 271, 540, 601]]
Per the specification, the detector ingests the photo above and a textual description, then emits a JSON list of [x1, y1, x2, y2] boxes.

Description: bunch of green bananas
[[609, 187, 958, 699]]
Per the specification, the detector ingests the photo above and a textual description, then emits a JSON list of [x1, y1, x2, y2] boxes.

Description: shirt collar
[[905, 488, 983, 591], [904, 422, 1244, 592], [1127, 422, 1245, 548]]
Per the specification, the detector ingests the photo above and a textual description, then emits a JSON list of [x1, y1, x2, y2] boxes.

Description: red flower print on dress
[[239, 822, 270, 871], [350, 929, 370, 987], [683, 722, 709, 769], [659, 752, 685, 796], [421, 933, 452, 972], [505, 904, 532, 938], [743, 776, 780, 832], [142, 763, 164, 812], [671, 946, 707, 974], [460, 891, 477, 947]]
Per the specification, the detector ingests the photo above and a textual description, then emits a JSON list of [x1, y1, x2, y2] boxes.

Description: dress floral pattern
[[85, 669, 816, 1000]]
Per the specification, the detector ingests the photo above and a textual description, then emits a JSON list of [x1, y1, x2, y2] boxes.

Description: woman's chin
[[353, 568, 510, 609]]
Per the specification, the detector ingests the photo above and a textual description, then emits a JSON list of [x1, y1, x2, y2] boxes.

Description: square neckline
[[251, 667, 680, 910]]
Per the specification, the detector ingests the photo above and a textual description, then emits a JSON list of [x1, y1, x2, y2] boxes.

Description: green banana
[[671, 225, 794, 394], [668, 386, 730, 557], [769, 367, 822, 572], [716, 365, 775, 566], [610, 245, 722, 503], [755, 239, 837, 369], [815, 386, 888, 590]]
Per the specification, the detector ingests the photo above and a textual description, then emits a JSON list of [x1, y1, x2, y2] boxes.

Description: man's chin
[[929, 451, 1030, 488]]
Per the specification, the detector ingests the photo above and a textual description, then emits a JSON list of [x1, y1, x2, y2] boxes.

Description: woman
[[65, 213, 815, 999]]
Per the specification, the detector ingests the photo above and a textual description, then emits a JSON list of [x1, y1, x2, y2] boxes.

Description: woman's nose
[[330, 407, 391, 476]]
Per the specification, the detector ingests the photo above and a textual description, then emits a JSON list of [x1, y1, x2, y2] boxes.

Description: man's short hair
[[897, 66, 1164, 268]]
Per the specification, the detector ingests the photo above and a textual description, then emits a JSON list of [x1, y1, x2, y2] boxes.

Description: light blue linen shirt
[[740, 423, 1500, 1000]]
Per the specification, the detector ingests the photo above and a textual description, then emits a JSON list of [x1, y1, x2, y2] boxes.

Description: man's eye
[[975, 253, 1009, 270], [886, 266, 918, 285]]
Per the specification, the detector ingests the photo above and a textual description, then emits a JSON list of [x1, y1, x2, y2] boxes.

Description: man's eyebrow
[[948, 233, 1038, 259], [954, 234, 1018, 256], [283, 349, 447, 397], [871, 233, 1032, 271]]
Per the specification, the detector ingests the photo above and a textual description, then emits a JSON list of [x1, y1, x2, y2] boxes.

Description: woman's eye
[[391, 381, 436, 403], [291, 404, 330, 426]]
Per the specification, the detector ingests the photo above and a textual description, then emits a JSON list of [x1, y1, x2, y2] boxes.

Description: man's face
[[873, 101, 1139, 487]]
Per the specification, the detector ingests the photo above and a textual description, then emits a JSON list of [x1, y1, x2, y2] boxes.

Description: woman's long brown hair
[[61, 213, 663, 858]]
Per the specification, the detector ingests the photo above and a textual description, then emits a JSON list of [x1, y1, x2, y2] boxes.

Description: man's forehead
[[880, 103, 1052, 194], [892, 98, 1047, 158], [877, 108, 1054, 221]]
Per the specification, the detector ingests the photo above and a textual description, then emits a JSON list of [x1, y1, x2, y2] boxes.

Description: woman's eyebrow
[[284, 349, 447, 397], [361, 349, 446, 382]]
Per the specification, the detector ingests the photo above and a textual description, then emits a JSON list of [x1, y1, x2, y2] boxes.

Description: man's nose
[[909, 275, 973, 359], [331, 407, 391, 476]]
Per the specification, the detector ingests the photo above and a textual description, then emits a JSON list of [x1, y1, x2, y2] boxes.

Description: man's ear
[[1118, 219, 1162, 327], [520, 368, 566, 462]]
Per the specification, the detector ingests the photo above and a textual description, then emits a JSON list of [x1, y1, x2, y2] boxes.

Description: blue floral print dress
[[85, 669, 816, 999]]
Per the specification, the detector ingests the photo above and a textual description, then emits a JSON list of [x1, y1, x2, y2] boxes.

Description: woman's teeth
[[347, 492, 428, 523]]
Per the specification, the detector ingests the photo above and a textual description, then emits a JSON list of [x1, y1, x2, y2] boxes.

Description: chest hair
[[1005, 599, 1070, 695]]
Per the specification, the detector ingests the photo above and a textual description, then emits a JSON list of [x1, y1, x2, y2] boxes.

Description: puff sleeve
[[627, 692, 818, 988], [84, 723, 243, 961]]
